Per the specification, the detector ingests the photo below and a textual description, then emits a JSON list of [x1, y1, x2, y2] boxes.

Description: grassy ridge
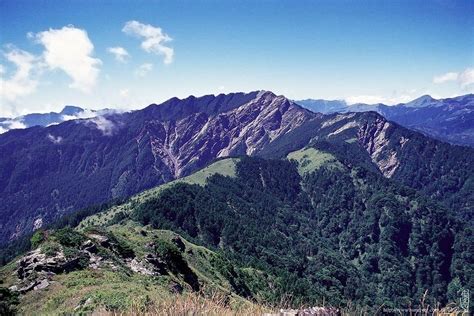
[[77, 158, 239, 229], [287, 147, 343, 175]]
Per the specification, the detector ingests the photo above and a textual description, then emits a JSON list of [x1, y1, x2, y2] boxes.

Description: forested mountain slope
[[1, 91, 473, 251], [1, 155, 471, 313], [259, 111, 474, 221]]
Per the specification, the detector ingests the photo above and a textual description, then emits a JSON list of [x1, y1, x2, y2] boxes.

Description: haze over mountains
[[296, 94, 474, 147], [0, 106, 114, 134]]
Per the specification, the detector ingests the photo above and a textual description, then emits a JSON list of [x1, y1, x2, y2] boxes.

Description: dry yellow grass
[[90, 289, 273, 316]]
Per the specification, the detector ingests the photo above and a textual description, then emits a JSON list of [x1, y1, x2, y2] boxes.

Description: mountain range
[[1, 91, 473, 245], [4, 94, 473, 149], [0, 91, 473, 313], [296, 94, 474, 147]]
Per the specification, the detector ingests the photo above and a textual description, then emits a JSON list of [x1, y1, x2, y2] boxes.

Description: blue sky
[[0, 0, 473, 116]]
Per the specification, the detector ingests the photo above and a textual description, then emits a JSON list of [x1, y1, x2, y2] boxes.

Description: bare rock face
[[357, 117, 401, 178], [125, 253, 168, 276], [317, 112, 409, 179], [15, 248, 74, 293], [138, 91, 313, 178], [17, 249, 69, 280], [12, 233, 173, 290], [127, 258, 155, 276], [12, 235, 133, 293]]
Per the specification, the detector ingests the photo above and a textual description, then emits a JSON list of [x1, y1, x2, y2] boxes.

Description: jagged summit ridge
[[134, 90, 313, 179], [0, 90, 313, 243]]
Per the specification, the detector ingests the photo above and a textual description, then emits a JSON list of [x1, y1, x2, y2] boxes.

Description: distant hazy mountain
[[296, 94, 474, 147], [0, 106, 103, 133], [291, 99, 348, 113]]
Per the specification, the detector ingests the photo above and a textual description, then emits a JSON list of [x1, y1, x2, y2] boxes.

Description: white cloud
[[119, 88, 130, 98], [459, 68, 474, 88], [122, 20, 174, 64], [0, 48, 39, 108], [0, 119, 27, 133], [135, 63, 153, 77], [7, 120, 27, 129], [85, 116, 117, 136], [433, 67, 474, 89], [47, 133, 63, 144], [61, 108, 97, 121], [34, 26, 102, 93], [107, 46, 129, 63], [433, 72, 458, 84]]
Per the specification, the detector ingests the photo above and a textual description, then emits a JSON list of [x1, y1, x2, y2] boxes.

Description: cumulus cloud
[[0, 48, 39, 107], [33, 26, 102, 93], [122, 20, 174, 64], [107, 46, 129, 63], [47, 133, 63, 144], [433, 67, 474, 89], [433, 72, 458, 84], [135, 63, 153, 77]]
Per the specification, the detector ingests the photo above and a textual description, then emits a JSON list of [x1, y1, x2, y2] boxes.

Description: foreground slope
[[1, 223, 272, 315]]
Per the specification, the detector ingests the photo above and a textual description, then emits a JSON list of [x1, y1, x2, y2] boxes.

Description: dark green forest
[[134, 155, 472, 309]]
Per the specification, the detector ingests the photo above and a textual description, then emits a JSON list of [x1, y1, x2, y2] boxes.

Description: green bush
[[41, 241, 61, 256], [63, 247, 89, 269], [109, 211, 128, 225], [107, 233, 134, 258], [154, 239, 182, 263], [0, 287, 19, 316], [52, 227, 85, 247], [30, 230, 46, 248]]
